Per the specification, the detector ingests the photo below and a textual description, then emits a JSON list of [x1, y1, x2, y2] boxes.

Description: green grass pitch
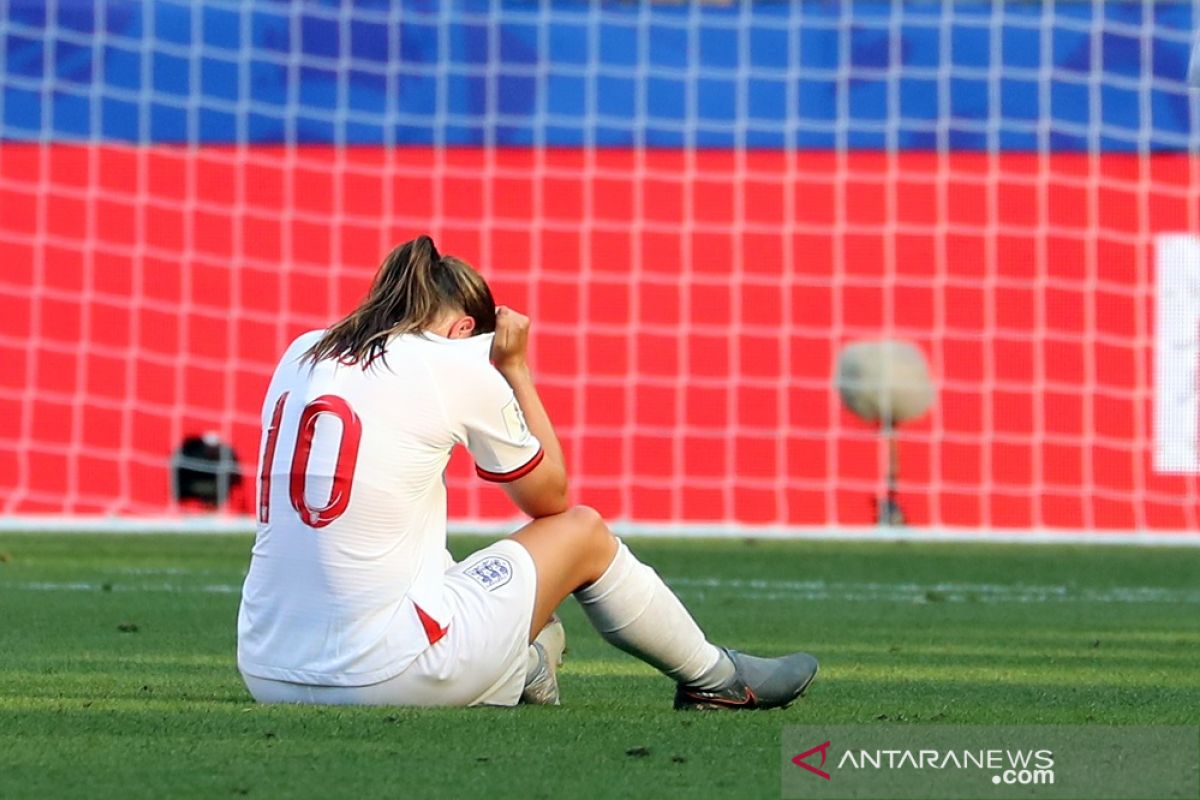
[[0, 533, 1197, 799]]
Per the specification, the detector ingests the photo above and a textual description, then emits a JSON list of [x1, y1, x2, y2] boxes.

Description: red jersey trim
[[414, 603, 449, 646], [475, 447, 545, 483]]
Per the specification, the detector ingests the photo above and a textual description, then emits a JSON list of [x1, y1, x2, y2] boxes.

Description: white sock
[[574, 540, 734, 689]]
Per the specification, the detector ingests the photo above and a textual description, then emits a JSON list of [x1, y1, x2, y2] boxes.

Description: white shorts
[[241, 539, 538, 707]]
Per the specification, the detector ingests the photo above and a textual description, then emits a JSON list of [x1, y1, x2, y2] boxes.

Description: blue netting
[[2, 0, 1197, 149]]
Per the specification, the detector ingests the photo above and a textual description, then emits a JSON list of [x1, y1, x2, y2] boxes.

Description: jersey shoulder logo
[[464, 556, 513, 591], [500, 398, 530, 443]]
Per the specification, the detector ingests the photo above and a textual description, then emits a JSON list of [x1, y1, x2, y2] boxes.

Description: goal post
[[1, 2, 1199, 541]]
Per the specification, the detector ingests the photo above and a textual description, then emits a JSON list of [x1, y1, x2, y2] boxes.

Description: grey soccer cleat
[[535, 613, 566, 668], [673, 648, 818, 711], [520, 614, 566, 706]]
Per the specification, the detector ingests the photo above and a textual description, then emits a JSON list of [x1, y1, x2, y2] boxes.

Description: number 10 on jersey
[[258, 392, 363, 528]]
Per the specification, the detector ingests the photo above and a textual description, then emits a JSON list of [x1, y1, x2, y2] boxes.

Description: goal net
[[2, 2, 1199, 538]]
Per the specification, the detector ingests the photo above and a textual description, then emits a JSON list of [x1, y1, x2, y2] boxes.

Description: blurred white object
[[1191, 35, 1200, 86], [835, 340, 935, 425]]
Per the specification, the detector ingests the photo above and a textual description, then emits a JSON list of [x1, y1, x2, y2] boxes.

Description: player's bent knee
[[569, 504, 612, 539], [564, 505, 618, 567], [526, 505, 616, 583], [563, 504, 605, 531]]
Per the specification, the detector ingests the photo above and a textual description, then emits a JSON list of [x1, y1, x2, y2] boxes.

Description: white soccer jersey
[[237, 330, 543, 686]]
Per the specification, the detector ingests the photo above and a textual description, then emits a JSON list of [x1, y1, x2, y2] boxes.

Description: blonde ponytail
[[304, 235, 496, 366]]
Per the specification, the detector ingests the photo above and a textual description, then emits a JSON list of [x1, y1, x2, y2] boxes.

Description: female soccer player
[[237, 235, 818, 709]]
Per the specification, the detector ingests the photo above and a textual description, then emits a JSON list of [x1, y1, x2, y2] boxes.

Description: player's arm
[[490, 306, 569, 518]]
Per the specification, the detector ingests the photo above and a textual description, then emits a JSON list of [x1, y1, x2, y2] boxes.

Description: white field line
[[115, 566, 215, 575], [3, 576, 1198, 605], [7, 581, 242, 594], [666, 577, 1200, 605], [2, 516, 1200, 546]]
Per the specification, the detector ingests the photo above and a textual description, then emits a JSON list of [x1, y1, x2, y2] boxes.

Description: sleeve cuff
[[475, 448, 545, 483]]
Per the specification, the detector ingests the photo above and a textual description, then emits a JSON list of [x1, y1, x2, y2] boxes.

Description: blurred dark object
[[876, 489, 906, 527], [171, 433, 242, 510]]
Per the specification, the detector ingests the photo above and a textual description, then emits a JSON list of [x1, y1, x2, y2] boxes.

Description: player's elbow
[[504, 462, 570, 519], [529, 470, 569, 518]]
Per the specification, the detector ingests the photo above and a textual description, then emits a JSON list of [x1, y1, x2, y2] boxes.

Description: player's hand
[[491, 306, 531, 376]]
